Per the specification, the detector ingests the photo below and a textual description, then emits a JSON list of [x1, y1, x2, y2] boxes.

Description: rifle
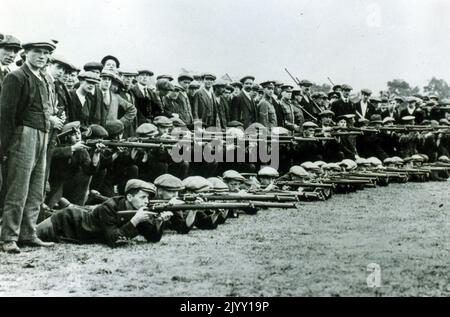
[[84, 139, 174, 149], [275, 181, 335, 189], [117, 201, 300, 216]]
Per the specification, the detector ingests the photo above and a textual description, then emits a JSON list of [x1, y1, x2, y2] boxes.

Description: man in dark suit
[[0, 39, 58, 253], [399, 97, 425, 124], [193, 73, 219, 127], [66, 71, 102, 128], [354, 89, 379, 119], [331, 84, 355, 118], [0, 35, 22, 93], [0, 34, 22, 216], [381, 98, 401, 123], [297, 79, 321, 121], [230, 75, 257, 128], [131, 69, 162, 124]]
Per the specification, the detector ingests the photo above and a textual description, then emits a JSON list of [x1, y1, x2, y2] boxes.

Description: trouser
[[1, 126, 48, 242]]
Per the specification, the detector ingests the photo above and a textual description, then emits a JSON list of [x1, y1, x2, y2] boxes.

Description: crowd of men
[[0, 34, 449, 253]]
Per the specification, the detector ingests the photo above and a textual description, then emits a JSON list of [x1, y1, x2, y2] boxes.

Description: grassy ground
[[0, 181, 449, 297]]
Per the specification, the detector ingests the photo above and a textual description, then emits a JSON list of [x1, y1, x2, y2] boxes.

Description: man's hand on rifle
[[71, 141, 89, 152], [157, 211, 173, 222], [130, 207, 152, 227], [94, 143, 106, 153]]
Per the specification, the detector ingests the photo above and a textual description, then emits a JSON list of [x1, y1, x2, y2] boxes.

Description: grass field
[[0, 181, 449, 297]]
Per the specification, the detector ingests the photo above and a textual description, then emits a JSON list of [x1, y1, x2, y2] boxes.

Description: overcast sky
[[2, 0, 449, 92]]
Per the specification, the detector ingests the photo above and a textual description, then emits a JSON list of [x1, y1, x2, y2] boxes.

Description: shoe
[[18, 238, 55, 248], [2, 241, 21, 254]]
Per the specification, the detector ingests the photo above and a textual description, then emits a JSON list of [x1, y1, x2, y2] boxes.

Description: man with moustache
[[0, 39, 57, 253], [230, 75, 257, 128]]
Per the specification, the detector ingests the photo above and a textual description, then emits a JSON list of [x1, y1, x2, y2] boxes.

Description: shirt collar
[[242, 89, 252, 100]]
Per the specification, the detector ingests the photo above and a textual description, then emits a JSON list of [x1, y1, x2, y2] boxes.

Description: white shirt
[[202, 86, 213, 99], [26, 62, 44, 81], [360, 100, 368, 116], [137, 83, 148, 97], [301, 93, 310, 103], [242, 89, 252, 101], [76, 89, 86, 106]]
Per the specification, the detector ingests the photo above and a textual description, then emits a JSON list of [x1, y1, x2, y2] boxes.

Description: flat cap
[[298, 79, 313, 87], [137, 69, 154, 76], [50, 55, 75, 71], [341, 84, 353, 91], [394, 96, 404, 103], [156, 79, 174, 91], [153, 116, 173, 127], [260, 81, 275, 88], [222, 170, 245, 182], [61, 121, 80, 134], [207, 177, 229, 192], [213, 79, 227, 87], [361, 88, 372, 95], [252, 83, 262, 92], [83, 62, 103, 72], [328, 91, 340, 99], [125, 179, 156, 194], [156, 74, 174, 82], [227, 127, 245, 139], [240, 75, 255, 83], [120, 70, 139, 77], [322, 163, 342, 171], [319, 110, 335, 117], [439, 98, 450, 106], [22, 39, 56, 51], [303, 121, 318, 129], [225, 85, 235, 92], [202, 73, 216, 80], [438, 155, 450, 163], [0, 34, 21, 49], [401, 115, 416, 121], [178, 73, 194, 82], [369, 114, 383, 124], [411, 154, 425, 162], [154, 174, 184, 191], [332, 84, 342, 91], [439, 118, 450, 126], [171, 117, 186, 127], [340, 159, 357, 170], [367, 157, 382, 166], [300, 161, 320, 171], [358, 117, 370, 124], [100, 69, 117, 79], [101, 55, 120, 68], [382, 117, 395, 124], [231, 81, 243, 88], [182, 176, 212, 193], [429, 94, 439, 100], [188, 81, 201, 89], [86, 124, 109, 139], [369, 96, 381, 103], [105, 120, 124, 136], [315, 161, 326, 167], [136, 123, 158, 136], [258, 166, 279, 178], [78, 71, 101, 84], [271, 127, 290, 136], [281, 84, 294, 92], [227, 121, 244, 128], [273, 80, 284, 87], [247, 122, 268, 134], [289, 166, 309, 177]]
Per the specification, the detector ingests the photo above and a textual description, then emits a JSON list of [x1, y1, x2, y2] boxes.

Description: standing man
[[230, 75, 257, 128], [0, 35, 22, 92], [0, 34, 22, 216], [192, 73, 217, 127], [280, 85, 303, 132], [331, 84, 355, 118], [132, 69, 162, 124], [0, 39, 57, 253], [176, 73, 194, 128], [354, 89, 376, 119], [256, 81, 277, 129]]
